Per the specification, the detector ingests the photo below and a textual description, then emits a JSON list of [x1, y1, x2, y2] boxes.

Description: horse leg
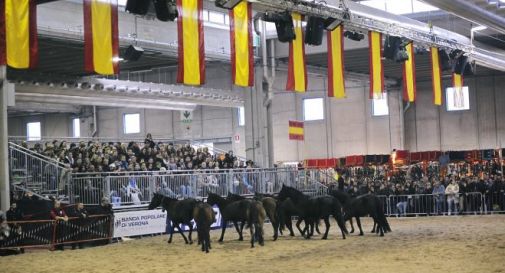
[[286, 218, 295, 236], [315, 220, 321, 235], [250, 222, 255, 248], [168, 222, 174, 243], [218, 221, 227, 242], [232, 221, 243, 241], [272, 218, 279, 241], [321, 217, 330, 240], [356, 217, 364, 236], [333, 214, 348, 240], [296, 218, 304, 236], [188, 222, 194, 244], [175, 224, 189, 244], [303, 219, 311, 239], [239, 221, 246, 241], [349, 218, 355, 233], [371, 220, 376, 233]]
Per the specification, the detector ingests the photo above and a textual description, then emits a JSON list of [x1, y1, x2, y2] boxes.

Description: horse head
[[148, 193, 163, 210]]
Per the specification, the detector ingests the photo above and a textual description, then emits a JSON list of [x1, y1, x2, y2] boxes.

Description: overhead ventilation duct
[[420, 0, 505, 35]]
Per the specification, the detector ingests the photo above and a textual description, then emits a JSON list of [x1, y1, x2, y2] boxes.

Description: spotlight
[[305, 16, 325, 46], [153, 0, 177, 22], [262, 11, 295, 43], [343, 30, 364, 41], [125, 0, 151, 15], [383, 36, 409, 63], [452, 52, 474, 76], [324, 18, 342, 31], [124, 45, 144, 62], [215, 0, 242, 9]]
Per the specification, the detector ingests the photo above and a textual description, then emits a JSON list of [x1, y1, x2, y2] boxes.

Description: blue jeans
[[396, 201, 408, 216]]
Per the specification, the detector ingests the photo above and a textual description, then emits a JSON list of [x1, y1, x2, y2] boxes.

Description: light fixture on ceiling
[[215, 0, 242, 10], [260, 11, 296, 43], [324, 18, 342, 31], [343, 30, 364, 41]]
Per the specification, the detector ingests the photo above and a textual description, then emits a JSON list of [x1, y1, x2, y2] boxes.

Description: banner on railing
[[113, 209, 167, 237]]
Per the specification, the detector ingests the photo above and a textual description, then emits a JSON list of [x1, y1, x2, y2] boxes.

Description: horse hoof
[[189, 241, 193, 245], [260, 242, 264, 246], [350, 230, 354, 233], [321, 237, 327, 240], [359, 233, 364, 236], [167, 241, 172, 244], [218, 239, 223, 243], [238, 238, 243, 241]]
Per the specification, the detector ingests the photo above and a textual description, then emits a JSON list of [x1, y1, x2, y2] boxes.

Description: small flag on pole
[[288, 120, 304, 141]]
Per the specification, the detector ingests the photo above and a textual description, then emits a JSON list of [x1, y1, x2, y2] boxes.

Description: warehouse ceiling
[[9, 0, 505, 84]]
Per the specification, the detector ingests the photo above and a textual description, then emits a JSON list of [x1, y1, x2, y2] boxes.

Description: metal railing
[[384, 192, 501, 216], [69, 168, 329, 207], [9, 142, 70, 197]]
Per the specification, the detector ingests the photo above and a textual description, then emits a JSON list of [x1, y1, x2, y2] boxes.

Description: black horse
[[228, 192, 280, 241], [207, 193, 266, 247], [193, 202, 215, 253], [329, 190, 390, 236], [277, 185, 348, 240], [148, 193, 197, 244]]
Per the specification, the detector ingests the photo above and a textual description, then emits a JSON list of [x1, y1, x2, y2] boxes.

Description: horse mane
[[280, 185, 307, 203]]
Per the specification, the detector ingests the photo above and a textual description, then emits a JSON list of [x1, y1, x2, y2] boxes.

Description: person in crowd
[[68, 202, 88, 250], [50, 201, 68, 250], [445, 178, 460, 215], [432, 181, 445, 215]]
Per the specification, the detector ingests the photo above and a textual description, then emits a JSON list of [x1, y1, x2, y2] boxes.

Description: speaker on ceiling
[[305, 16, 325, 46]]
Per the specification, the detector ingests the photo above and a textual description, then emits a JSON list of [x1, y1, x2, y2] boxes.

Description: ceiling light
[[471, 25, 487, 32]]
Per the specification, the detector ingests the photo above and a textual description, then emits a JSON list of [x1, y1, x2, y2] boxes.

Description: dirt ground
[[2, 215, 505, 273]]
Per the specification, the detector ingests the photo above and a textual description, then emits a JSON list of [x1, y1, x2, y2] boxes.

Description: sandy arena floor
[[2, 215, 505, 273]]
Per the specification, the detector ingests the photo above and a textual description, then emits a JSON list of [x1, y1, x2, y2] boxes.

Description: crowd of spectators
[[19, 134, 255, 174], [327, 161, 504, 215]]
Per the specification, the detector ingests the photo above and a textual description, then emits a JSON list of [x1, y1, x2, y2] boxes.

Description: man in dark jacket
[[68, 202, 88, 249]]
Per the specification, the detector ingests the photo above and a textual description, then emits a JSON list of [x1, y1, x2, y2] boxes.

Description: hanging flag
[[288, 120, 304, 141], [230, 1, 253, 87], [286, 13, 307, 92], [84, 0, 119, 75], [453, 73, 463, 88], [327, 25, 345, 98], [177, 0, 205, 86], [430, 47, 443, 106], [402, 42, 416, 102], [368, 31, 384, 98], [0, 0, 38, 69]]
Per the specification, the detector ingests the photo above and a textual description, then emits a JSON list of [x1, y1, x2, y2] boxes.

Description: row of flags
[[0, 0, 464, 105]]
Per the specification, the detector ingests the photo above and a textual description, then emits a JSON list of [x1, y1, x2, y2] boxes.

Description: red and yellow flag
[[84, 0, 119, 75], [288, 120, 304, 141], [327, 25, 345, 98], [177, 0, 205, 86], [0, 0, 38, 69], [402, 42, 416, 102], [430, 47, 443, 105], [286, 13, 307, 92], [453, 73, 463, 88], [368, 31, 384, 98], [230, 1, 253, 87]]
